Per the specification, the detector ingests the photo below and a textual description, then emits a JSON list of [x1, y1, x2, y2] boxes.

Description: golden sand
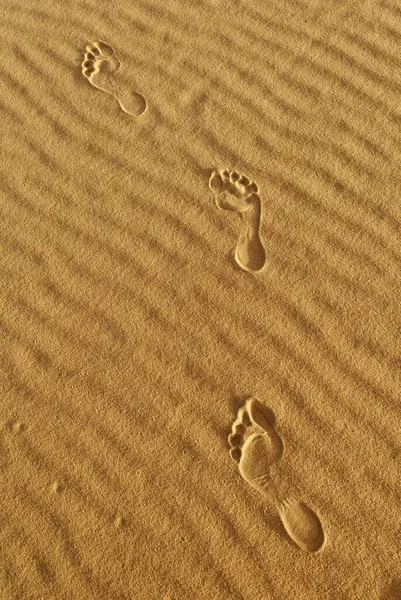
[[1, 0, 401, 598]]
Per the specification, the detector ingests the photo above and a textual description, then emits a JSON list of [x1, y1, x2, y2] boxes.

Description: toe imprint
[[86, 43, 100, 56], [230, 447, 242, 463], [209, 168, 265, 273], [95, 41, 114, 56]]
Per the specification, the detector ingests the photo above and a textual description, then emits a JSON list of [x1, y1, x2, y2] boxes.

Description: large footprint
[[228, 398, 326, 553], [209, 169, 266, 273], [82, 41, 147, 117]]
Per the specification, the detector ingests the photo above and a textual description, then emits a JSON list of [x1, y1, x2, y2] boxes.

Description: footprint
[[209, 169, 266, 273], [82, 41, 147, 117], [228, 398, 325, 553]]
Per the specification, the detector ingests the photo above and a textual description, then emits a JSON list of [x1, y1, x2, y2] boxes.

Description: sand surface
[[1, 0, 401, 598]]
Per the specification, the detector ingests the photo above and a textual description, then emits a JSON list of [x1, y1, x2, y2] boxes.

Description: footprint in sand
[[228, 397, 325, 553], [81, 41, 147, 117], [209, 169, 266, 273]]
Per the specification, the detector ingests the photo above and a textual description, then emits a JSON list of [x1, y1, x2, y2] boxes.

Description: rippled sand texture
[[1, 0, 401, 599]]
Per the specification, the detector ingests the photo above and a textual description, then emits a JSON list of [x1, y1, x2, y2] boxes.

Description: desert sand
[[1, 0, 401, 598]]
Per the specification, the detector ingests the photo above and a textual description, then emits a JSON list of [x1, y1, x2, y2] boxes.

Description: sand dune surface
[[1, 0, 401, 598]]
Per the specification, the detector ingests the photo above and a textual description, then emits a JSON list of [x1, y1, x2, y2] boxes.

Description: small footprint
[[228, 398, 325, 553], [82, 41, 147, 117], [209, 169, 266, 273]]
